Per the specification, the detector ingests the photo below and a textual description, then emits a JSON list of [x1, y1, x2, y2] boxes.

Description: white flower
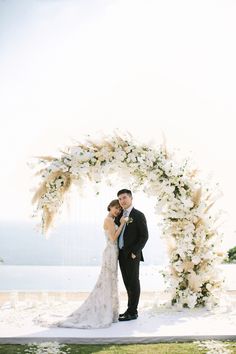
[[32, 134, 224, 309], [124, 146, 132, 153], [180, 197, 194, 208], [173, 260, 184, 272], [186, 293, 197, 309], [206, 283, 212, 291], [114, 149, 127, 161], [187, 271, 203, 292], [126, 152, 137, 163], [192, 255, 201, 265]]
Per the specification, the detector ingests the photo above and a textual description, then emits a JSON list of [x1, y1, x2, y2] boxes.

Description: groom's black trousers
[[118, 249, 140, 315]]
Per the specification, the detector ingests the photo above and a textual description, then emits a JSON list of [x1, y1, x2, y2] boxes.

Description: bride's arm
[[104, 217, 126, 242]]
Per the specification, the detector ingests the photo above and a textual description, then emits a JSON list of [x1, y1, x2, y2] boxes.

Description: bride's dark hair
[[107, 199, 121, 211]]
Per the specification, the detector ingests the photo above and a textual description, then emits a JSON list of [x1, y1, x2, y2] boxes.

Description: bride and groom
[[39, 189, 149, 329]]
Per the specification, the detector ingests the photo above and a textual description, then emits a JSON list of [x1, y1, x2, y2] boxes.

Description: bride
[[36, 199, 126, 329]]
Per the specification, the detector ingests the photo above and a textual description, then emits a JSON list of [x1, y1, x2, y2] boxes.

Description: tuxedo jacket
[[116, 207, 149, 262]]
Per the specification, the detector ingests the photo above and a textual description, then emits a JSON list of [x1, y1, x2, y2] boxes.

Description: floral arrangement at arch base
[[31, 132, 225, 309]]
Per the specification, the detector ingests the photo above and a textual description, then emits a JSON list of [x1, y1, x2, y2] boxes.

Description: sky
[[0, 0, 236, 249]]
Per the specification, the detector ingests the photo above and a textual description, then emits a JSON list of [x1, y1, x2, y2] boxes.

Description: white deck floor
[[1, 291, 236, 344]]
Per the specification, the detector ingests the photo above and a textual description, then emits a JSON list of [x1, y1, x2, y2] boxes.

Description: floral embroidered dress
[[35, 229, 119, 329]]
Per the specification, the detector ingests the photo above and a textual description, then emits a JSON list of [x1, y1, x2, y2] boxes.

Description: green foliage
[[225, 246, 236, 263]]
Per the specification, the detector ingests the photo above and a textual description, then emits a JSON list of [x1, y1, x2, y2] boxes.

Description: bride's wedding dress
[[35, 230, 119, 329]]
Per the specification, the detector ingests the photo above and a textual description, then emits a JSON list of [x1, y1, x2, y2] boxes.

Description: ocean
[[0, 264, 235, 292], [2, 221, 234, 293], [0, 221, 166, 266]]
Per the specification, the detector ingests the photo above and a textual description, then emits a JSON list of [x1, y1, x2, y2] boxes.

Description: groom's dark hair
[[117, 189, 132, 197]]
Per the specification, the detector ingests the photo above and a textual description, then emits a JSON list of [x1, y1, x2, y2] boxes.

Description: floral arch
[[32, 133, 224, 309]]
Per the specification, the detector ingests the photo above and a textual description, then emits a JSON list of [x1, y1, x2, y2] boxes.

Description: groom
[[116, 189, 149, 321]]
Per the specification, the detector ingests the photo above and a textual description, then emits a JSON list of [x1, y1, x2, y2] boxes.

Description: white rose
[[192, 255, 201, 265], [206, 283, 212, 291], [186, 294, 197, 309]]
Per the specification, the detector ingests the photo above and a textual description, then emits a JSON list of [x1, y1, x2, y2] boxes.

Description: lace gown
[[45, 229, 119, 329]]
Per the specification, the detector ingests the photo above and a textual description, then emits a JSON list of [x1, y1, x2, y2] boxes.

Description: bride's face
[[110, 205, 122, 217]]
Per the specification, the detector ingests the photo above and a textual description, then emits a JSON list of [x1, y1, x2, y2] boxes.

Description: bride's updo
[[107, 199, 121, 211]]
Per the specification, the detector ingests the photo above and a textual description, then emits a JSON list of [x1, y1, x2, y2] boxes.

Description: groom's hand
[[131, 253, 136, 259]]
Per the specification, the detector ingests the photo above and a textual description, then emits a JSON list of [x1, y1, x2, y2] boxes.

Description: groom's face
[[118, 193, 133, 210]]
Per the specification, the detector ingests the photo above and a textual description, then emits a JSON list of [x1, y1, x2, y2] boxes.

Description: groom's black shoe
[[118, 313, 138, 321], [119, 310, 129, 319]]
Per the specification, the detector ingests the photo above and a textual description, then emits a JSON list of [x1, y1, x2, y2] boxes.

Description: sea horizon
[[0, 220, 166, 266]]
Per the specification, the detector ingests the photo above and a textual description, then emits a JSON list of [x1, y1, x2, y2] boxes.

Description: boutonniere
[[124, 216, 133, 225]]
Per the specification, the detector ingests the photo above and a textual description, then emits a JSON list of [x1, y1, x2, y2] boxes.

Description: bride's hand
[[120, 216, 127, 225]]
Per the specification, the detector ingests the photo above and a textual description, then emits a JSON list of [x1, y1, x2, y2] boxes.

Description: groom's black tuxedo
[[116, 207, 148, 261], [115, 207, 148, 315]]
